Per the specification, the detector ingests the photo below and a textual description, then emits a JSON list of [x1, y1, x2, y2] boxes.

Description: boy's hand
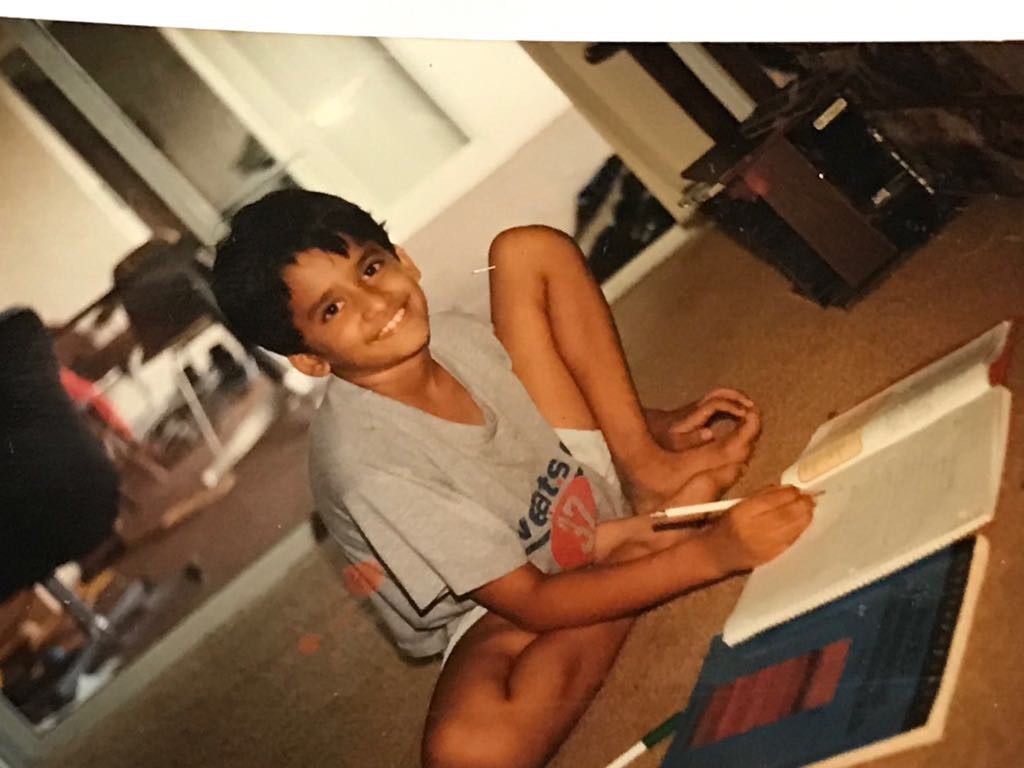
[[648, 388, 757, 451], [676, 402, 762, 481], [628, 406, 762, 515], [707, 485, 815, 573]]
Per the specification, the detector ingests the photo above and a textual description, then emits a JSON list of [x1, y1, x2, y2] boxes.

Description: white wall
[[0, 79, 150, 324], [408, 106, 612, 318], [164, 33, 573, 244], [379, 38, 573, 243], [522, 42, 714, 222]]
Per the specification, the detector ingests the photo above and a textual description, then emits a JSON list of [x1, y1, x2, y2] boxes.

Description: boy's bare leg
[[423, 611, 632, 768], [487, 225, 758, 514], [423, 530, 660, 768]]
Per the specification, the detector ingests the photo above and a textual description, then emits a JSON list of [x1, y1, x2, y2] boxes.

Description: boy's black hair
[[211, 188, 395, 355]]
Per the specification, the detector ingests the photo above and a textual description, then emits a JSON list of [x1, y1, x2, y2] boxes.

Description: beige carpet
[[52, 196, 1024, 768]]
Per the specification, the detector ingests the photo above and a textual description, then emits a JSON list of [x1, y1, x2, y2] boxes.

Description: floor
[[0, 375, 315, 728], [43, 195, 1024, 768]]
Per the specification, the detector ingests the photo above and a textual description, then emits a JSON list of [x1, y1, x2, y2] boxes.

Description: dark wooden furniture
[[585, 45, 949, 305]]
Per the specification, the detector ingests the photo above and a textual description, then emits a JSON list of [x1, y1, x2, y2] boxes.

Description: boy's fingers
[[677, 398, 747, 429], [700, 398, 749, 417], [775, 495, 816, 529], [738, 485, 802, 514], [777, 500, 815, 538], [780, 493, 814, 515], [795, 494, 817, 519], [736, 408, 762, 442], [716, 408, 761, 464], [702, 388, 755, 408], [685, 408, 760, 468]]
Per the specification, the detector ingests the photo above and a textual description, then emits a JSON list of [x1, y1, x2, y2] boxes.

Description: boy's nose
[[359, 289, 390, 317]]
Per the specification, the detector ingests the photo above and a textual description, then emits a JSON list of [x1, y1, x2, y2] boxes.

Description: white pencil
[[649, 498, 744, 521], [650, 489, 824, 521]]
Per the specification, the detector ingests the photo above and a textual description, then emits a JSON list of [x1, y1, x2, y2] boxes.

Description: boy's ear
[[288, 352, 332, 378], [394, 245, 421, 282]]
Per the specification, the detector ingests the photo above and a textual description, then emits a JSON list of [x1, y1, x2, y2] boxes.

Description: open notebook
[[662, 538, 988, 768], [723, 321, 1014, 646]]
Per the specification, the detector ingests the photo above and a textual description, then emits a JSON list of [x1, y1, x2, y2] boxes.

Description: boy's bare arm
[[470, 486, 815, 633]]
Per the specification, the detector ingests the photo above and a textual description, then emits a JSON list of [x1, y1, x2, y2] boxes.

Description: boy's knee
[[488, 225, 582, 272], [423, 718, 526, 768]]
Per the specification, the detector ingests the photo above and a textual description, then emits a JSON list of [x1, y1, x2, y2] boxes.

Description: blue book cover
[[662, 538, 985, 768]]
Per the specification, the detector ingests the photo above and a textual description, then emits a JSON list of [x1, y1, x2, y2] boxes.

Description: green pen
[[604, 711, 681, 768]]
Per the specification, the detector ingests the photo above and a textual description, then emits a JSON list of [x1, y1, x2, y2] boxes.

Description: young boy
[[212, 189, 814, 768]]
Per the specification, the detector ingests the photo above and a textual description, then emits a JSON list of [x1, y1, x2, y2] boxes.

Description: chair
[[112, 238, 291, 488], [0, 307, 147, 715]]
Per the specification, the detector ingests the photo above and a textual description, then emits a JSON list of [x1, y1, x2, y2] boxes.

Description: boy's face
[[283, 238, 430, 380]]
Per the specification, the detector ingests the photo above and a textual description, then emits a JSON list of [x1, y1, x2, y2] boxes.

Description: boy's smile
[[377, 306, 406, 339], [283, 239, 430, 381]]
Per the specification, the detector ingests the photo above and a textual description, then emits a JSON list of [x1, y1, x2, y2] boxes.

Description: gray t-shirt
[[309, 311, 628, 657]]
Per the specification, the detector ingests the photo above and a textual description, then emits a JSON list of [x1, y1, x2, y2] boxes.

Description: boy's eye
[[322, 302, 341, 321], [363, 260, 384, 278]]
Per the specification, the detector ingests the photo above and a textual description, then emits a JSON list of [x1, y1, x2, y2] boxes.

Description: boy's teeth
[[379, 307, 405, 338]]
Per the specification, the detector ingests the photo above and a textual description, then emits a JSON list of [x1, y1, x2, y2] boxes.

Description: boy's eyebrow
[[356, 244, 384, 266]]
